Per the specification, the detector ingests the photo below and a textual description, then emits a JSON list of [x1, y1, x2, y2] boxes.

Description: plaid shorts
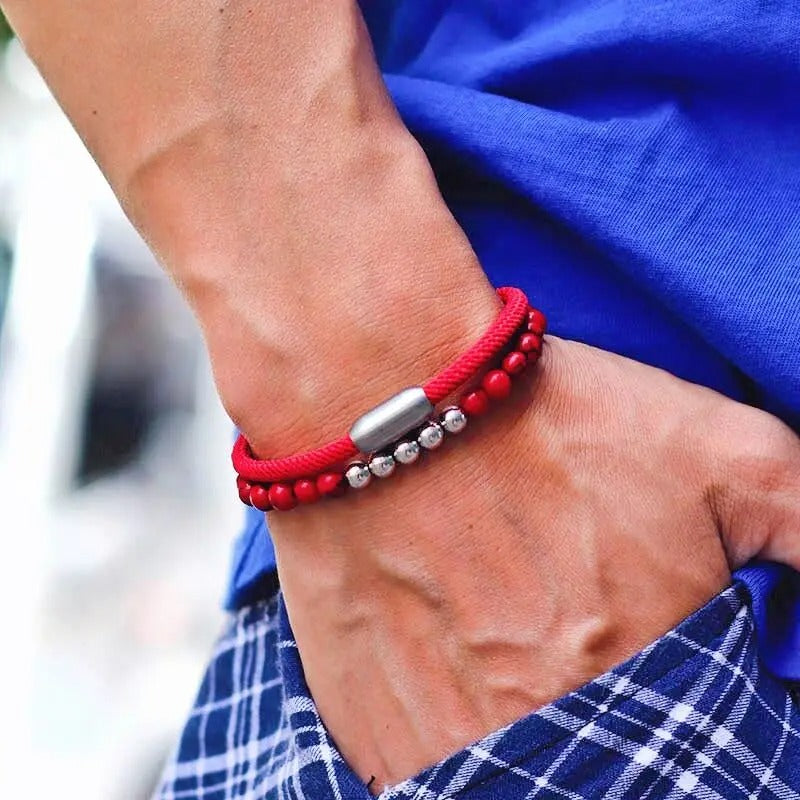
[[153, 582, 800, 799]]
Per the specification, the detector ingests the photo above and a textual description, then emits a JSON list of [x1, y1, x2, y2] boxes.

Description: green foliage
[[0, 11, 11, 43]]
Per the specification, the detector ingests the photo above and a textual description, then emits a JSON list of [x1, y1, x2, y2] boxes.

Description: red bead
[[249, 484, 272, 511], [316, 472, 345, 497], [527, 347, 542, 365], [518, 332, 542, 354], [461, 389, 490, 416], [502, 350, 527, 375], [268, 482, 297, 511], [527, 308, 547, 336], [294, 478, 320, 504], [482, 369, 512, 400], [236, 477, 253, 506]]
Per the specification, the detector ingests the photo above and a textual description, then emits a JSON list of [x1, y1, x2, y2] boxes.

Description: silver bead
[[393, 439, 421, 465], [441, 406, 467, 434], [369, 453, 396, 478], [345, 462, 371, 489], [418, 421, 444, 450]]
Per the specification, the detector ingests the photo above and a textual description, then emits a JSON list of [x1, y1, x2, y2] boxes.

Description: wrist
[[178, 128, 500, 456], [216, 262, 500, 459]]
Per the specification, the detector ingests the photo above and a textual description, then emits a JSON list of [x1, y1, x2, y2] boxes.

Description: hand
[[268, 334, 800, 792]]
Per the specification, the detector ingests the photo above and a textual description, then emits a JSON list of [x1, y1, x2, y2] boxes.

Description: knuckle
[[720, 404, 799, 485]]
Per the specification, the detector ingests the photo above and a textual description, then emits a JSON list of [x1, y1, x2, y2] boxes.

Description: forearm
[[2, 0, 397, 194], [2, 0, 498, 455]]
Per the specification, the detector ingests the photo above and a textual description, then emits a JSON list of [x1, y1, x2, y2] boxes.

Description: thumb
[[711, 405, 800, 571]]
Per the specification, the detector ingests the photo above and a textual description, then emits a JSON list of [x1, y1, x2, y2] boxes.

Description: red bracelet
[[233, 287, 546, 511]]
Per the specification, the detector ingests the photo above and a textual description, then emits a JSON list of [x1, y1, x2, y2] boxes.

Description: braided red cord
[[232, 287, 529, 482], [423, 286, 528, 404], [232, 432, 357, 482]]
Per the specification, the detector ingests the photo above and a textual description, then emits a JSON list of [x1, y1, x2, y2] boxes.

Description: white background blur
[[0, 31, 241, 799]]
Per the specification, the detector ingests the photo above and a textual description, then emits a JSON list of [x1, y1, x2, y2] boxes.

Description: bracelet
[[232, 286, 546, 511]]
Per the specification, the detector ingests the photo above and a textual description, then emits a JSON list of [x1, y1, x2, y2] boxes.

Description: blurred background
[[0, 18, 241, 798]]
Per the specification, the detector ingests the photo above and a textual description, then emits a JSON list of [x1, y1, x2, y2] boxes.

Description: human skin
[[3, 0, 799, 790]]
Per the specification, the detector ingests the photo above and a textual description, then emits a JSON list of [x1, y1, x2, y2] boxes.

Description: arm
[[2, 0, 499, 453], [4, 0, 798, 790]]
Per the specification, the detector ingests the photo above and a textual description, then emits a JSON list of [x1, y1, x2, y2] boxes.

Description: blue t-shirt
[[227, 1, 800, 680]]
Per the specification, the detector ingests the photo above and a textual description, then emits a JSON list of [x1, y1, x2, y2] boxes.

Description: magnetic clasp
[[349, 386, 433, 454]]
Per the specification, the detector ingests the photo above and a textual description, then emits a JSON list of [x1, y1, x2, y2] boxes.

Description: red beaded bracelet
[[233, 287, 546, 511]]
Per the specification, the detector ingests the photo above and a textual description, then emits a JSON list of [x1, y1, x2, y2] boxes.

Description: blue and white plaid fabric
[[154, 582, 800, 799]]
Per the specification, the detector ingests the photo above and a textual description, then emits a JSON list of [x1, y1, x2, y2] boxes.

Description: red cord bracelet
[[233, 287, 546, 510]]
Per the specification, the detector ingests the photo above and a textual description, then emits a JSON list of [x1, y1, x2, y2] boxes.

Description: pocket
[[378, 583, 800, 799]]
